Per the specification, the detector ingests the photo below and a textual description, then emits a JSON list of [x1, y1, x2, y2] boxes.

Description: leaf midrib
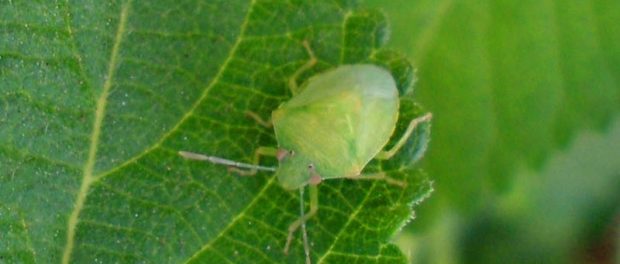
[[59, 0, 260, 262], [60, 2, 131, 264]]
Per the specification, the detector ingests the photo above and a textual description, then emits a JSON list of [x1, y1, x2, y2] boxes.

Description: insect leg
[[284, 185, 318, 256], [299, 188, 312, 264], [245, 111, 272, 128], [226, 146, 279, 176], [375, 113, 433, 160], [346, 172, 407, 187], [288, 40, 318, 95]]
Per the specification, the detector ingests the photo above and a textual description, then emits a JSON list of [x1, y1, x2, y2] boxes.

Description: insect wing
[[273, 65, 399, 179]]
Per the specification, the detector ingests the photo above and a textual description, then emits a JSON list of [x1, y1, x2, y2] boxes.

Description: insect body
[[179, 42, 432, 264], [272, 64, 399, 190]]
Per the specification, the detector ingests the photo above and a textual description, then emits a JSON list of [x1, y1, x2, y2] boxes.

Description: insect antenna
[[178, 151, 276, 172]]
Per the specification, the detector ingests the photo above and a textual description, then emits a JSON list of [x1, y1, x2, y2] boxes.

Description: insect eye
[[276, 148, 289, 161], [289, 150, 295, 156], [307, 164, 314, 169]]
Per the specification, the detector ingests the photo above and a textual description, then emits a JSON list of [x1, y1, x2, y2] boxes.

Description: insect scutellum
[[178, 40, 432, 264]]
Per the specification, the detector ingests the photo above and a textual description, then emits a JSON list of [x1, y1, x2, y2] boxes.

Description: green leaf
[[365, 0, 620, 211], [0, 1, 431, 263]]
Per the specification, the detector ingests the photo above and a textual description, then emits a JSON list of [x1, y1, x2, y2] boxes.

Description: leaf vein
[[316, 182, 378, 264], [94, 0, 255, 182], [182, 178, 276, 263], [61, 0, 94, 97], [61, 2, 131, 263]]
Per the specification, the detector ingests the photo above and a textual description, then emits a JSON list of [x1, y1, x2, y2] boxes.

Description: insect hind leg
[[288, 40, 318, 95], [346, 172, 407, 187], [375, 113, 432, 160]]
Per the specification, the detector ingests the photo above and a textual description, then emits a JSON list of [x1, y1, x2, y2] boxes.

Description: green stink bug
[[179, 41, 432, 263]]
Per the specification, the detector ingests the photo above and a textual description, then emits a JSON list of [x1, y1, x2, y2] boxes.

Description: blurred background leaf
[[363, 0, 620, 263]]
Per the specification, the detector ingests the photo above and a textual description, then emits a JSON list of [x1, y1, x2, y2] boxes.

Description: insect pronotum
[[179, 41, 432, 264]]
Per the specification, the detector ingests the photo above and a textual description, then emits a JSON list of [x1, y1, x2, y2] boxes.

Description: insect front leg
[[227, 146, 279, 176], [288, 40, 318, 95], [284, 184, 318, 257], [375, 113, 433, 160]]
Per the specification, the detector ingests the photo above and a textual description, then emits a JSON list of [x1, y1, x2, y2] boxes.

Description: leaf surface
[[0, 1, 431, 263]]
